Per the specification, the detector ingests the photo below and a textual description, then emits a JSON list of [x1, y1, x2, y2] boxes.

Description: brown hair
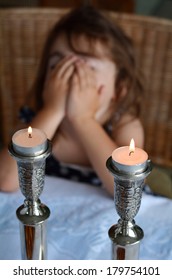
[[32, 5, 143, 123]]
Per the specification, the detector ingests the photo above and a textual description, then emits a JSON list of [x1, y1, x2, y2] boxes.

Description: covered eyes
[[47, 53, 100, 73], [84, 58, 100, 72]]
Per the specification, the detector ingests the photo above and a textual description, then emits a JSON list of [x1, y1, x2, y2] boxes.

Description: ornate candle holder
[[106, 155, 152, 260], [9, 128, 51, 260]]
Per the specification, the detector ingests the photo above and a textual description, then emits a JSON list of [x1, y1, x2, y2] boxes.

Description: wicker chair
[[0, 8, 172, 169]]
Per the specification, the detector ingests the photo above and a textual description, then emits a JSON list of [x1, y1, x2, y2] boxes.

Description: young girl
[[0, 6, 144, 195]]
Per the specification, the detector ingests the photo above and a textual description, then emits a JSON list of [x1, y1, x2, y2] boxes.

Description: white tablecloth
[[0, 176, 172, 260]]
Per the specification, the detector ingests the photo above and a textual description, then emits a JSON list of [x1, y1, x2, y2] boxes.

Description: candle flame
[[129, 138, 135, 156], [28, 126, 32, 138]]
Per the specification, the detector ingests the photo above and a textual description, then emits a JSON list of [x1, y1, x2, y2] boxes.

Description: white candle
[[112, 139, 148, 173], [12, 127, 48, 156]]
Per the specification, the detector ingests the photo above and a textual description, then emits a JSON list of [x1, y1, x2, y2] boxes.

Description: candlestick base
[[17, 201, 50, 260], [109, 219, 143, 260]]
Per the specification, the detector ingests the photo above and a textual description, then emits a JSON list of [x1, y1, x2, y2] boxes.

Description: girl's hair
[[31, 5, 144, 123]]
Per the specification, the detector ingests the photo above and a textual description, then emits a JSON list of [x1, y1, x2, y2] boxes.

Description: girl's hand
[[42, 55, 77, 120], [66, 60, 103, 122]]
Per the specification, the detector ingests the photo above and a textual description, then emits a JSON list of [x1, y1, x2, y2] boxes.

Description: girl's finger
[[52, 55, 78, 79], [75, 60, 88, 89], [71, 72, 79, 90], [62, 63, 75, 83], [86, 65, 97, 88]]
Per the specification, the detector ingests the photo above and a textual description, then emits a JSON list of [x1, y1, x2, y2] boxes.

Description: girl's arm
[[66, 61, 144, 196], [34, 55, 77, 140], [0, 55, 77, 192], [0, 106, 63, 192], [68, 116, 144, 196], [0, 148, 19, 192]]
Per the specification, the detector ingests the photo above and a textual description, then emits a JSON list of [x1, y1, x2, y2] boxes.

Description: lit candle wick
[[28, 126, 32, 138], [129, 138, 135, 156], [129, 150, 134, 156]]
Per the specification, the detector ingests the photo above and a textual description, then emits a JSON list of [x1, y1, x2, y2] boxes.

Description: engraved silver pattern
[[17, 161, 45, 201], [115, 179, 144, 221]]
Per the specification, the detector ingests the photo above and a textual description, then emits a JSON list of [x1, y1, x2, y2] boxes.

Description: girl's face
[[47, 33, 118, 120]]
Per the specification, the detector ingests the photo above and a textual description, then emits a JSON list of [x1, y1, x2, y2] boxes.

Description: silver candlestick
[[106, 155, 152, 260], [9, 128, 51, 260]]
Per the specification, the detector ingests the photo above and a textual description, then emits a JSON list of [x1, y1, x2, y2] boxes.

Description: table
[[0, 176, 172, 260]]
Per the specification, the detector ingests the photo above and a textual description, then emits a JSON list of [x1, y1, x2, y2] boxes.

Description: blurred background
[[0, 0, 172, 192], [0, 0, 171, 147], [0, 0, 171, 19]]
